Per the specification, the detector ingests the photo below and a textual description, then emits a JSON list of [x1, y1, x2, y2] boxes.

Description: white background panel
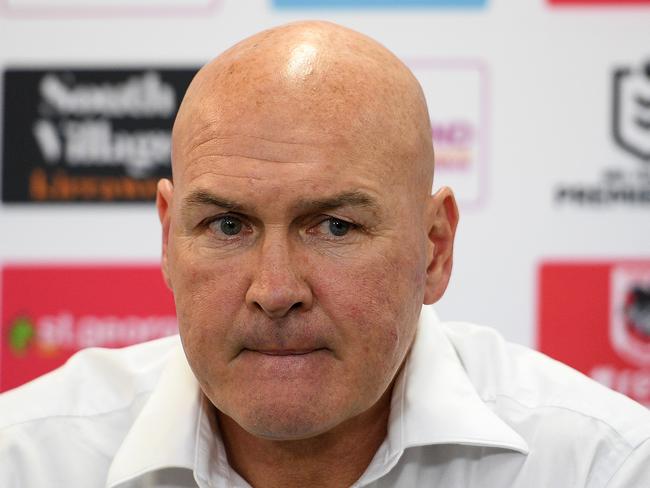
[[1, 0, 649, 352]]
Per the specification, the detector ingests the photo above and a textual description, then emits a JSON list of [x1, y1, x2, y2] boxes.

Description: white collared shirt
[[2, 306, 649, 487]]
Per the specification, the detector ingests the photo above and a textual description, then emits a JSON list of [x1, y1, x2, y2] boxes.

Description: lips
[[234, 347, 334, 378], [248, 348, 325, 356]]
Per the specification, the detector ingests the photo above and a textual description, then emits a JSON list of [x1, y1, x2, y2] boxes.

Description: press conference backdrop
[[1, 0, 649, 404]]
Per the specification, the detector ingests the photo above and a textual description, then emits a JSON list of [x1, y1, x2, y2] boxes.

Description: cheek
[[171, 236, 247, 309], [168, 239, 249, 367], [312, 243, 424, 372]]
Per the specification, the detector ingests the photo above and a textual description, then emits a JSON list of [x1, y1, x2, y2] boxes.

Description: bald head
[[172, 21, 434, 196]]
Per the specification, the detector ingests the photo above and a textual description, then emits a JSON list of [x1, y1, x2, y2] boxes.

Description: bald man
[[2, 21, 650, 488]]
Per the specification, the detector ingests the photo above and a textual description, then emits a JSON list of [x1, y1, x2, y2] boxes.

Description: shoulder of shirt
[[0, 334, 181, 429], [439, 320, 650, 450]]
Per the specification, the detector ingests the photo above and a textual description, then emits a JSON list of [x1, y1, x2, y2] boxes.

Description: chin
[[232, 397, 344, 441]]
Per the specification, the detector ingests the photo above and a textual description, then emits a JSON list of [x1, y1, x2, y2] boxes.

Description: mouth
[[234, 347, 334, 377], [247, 348, 326, 356]]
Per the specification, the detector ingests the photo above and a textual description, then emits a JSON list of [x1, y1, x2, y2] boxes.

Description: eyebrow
[[293, 191, 379, 215], [181, 189, 379, 217], [182, 190, 245, 214]]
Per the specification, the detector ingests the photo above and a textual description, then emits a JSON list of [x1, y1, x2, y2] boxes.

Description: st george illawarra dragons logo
[[610, 266, 650, 366], [625, 285, 650, 341]]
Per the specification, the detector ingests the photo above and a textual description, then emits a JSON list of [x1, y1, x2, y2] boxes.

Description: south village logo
[[555, 59, 650, 205], [1, 68, 196, 203]]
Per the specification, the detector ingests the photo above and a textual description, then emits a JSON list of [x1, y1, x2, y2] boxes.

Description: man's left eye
[[316, 217, 354, 237], [207, 215, 245, 237]]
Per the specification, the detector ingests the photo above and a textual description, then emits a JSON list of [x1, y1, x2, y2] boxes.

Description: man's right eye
[[209, 215, 243, 236]]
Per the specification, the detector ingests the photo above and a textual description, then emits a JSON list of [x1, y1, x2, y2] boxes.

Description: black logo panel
[[1, 68, 197, 203]]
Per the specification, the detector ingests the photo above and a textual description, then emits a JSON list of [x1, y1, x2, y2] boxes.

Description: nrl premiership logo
[[613, 61, 650, 162], [554, 58, 650, 205], [610, 265, 650, 366]]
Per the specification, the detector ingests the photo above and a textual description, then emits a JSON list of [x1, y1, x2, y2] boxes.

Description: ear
[[423, 186, 459, 305], [156, 178, 174, 290]]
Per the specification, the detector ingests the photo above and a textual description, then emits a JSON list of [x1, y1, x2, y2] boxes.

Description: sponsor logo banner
[[410, 60, 488, 207], [554, 59, 650, 206], [1, 265, 177, 391], [538, 261, 650, 406], [549, 0, 650, 4], [8, 0, 212, 5], [2, 0, 219, 16], [274, 0, 486, 7], [1, 68, 196, 203]]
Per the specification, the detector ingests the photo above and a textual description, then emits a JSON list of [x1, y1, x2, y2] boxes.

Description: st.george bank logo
[[539, 261, 650, 406], [0, 265, 177, 391], [410, 60, 488, 208], [1, 68, 196, 203], [274, 0, 486, 7]]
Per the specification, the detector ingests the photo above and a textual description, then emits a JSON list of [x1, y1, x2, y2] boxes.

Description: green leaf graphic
[[9, 317, 35, 355]]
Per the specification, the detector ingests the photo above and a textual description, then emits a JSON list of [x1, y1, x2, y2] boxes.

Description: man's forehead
[[170, 21, 435, 196], [177, 124, 348, 167], [171, 108, 401, 193]]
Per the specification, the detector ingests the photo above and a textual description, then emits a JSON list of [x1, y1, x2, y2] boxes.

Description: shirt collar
[[388, 305, 529, 456], [105, 343, 202, 487], [357, 306, 529, 485], [106, 342, 249, 488]]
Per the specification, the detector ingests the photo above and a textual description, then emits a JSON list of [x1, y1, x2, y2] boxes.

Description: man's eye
[[209, 215, 243, 236], [317, 217, 354, 237]]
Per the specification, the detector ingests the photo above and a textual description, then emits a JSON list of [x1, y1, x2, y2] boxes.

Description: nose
[[245, 232, 313, 319]]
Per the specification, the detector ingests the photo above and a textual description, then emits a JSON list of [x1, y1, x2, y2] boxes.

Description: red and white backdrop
[[1, 0, 649, 405]]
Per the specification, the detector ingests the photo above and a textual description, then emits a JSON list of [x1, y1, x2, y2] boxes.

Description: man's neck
[[216, 389, 393, 488]]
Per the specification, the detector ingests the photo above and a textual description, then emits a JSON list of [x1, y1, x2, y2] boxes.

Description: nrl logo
[[613, 61, 650, 162]]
